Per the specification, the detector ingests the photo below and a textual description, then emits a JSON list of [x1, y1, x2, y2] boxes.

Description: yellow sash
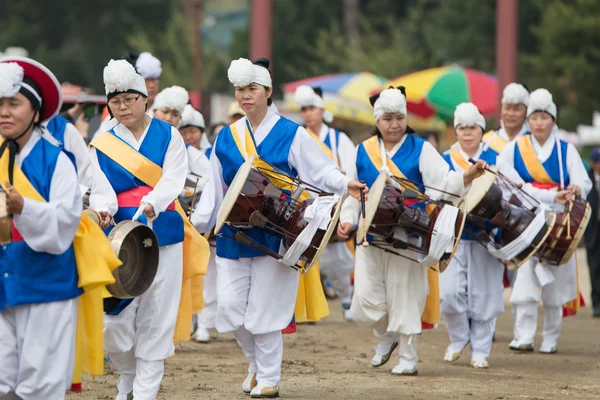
[[0, 143, 121, 378], [449, 149, 471, 171], [360, 135, 440, 326], [564, 254, 582, 315], [516, 135, 555, 184], [306, 128, 335, 161], [229, 122, 330, 322], [482, 130, 508, 154], [90, 132, 210, 343]]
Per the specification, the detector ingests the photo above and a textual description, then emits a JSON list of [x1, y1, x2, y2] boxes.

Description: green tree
[[523, 0, 600, 130]]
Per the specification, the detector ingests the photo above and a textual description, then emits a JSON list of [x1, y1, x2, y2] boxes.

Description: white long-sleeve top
[[340, 135, 468, 229], [13, 130, 82, 254], [318, 124, 356, 173], [192, 111, 352, 233], [498, 131, 592, 201], [186, 145, 211, 192], [89, 118, 188, 217], [41, 121, 93, 193]]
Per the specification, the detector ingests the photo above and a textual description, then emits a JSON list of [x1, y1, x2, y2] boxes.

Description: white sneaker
[[471, 359, 489, 369], [371, 339, 398, 367], [242, 372, 257, 394], [250, 383, 280, 398], [342, 307, 353, 322], [115, 393, 133, 400], [443, 342, 468, 363], [539, 343, 558, 354], [391, 361, 418, 376], [509, 340, 534, 351], [192, 327, 210, 343]]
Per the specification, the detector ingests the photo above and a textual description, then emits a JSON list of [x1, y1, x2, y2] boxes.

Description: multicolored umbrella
[[382, 66, 498, 121], [283, 72, 388, 125]]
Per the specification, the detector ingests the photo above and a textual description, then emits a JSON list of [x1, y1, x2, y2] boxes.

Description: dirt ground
[[69, 254, 600, 400]]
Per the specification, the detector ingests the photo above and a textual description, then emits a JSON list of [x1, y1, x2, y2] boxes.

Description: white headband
[[228, 58, 272, 88], [152, 85, 189, 115], [454, 102, 486, 130], [180, 104, 205, 129], [373, 88, 407, 121], [294, 85, 333, 123], [295, 85, 324, 108], [0, 62, 42, 106], [104, 59, 148, 97], [527, 89, 557, 119], [502, 83, 529, 106], [136, 52, 162, 80]]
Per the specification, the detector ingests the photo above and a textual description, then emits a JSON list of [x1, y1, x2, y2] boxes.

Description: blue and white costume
[[498, 89, 591, 353]]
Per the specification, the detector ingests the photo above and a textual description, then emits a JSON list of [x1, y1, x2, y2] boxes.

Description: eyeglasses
[[109, 95, 141, 108]]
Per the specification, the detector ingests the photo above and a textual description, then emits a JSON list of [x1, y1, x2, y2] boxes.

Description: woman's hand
[[348, 180, 368, 201], [99, 211, 112, 229], [143, 203, 157, 223], [4, 181, 24, 215], [463, 160, 488, 186], [566, 184, 581, 197], [337, 222, 353, 239]]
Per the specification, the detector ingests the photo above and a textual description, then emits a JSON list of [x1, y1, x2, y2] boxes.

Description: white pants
[[443, 313, 495, 362], [0, 298, 78, 400], [440, 242, 504, 321], [196, 251, 217, 330], [374, 316, 418, 367], [216, 255, 299, 387], [510, 255, 576, 346], [104, 244, 183, 400], [440, 242, 503, 361], [319, 241, 354, 303], [351, 245, 428, 335]]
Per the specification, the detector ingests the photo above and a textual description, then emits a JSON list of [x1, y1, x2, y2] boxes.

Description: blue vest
[[0, 138, 81, 310], [323, 129, 341, 152], [215, 117, 298, 259], [95, 119, 184, 246], [442, 147, 499, 241], [204, 146, 212, 160], [46, 115, 77, 168], [356, 134, 425, 192], [513, 133, 570, 186]]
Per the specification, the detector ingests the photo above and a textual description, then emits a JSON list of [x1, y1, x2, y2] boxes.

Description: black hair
[[252, 57, 274, 106], [19, 77, 43, 127], [372, 124, 415, 138]]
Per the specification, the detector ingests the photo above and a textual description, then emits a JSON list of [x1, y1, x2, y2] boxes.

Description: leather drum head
[[464, 166, 497, 213], [106, 221, 159, 299], [215, 155, 255, 234], [357, 171, 388, 242]]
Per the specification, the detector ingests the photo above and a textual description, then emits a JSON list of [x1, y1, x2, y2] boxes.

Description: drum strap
[[516, 135, 556, 185], [91, 132, 211, 344], [0, 140, 120, 377]]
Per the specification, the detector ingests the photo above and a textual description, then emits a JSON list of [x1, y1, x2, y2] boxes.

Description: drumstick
[[467, 158, 540, 206], [566, 200, 573, 239], [188, 177, 200, 221], [360, 181, 369, 247]]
